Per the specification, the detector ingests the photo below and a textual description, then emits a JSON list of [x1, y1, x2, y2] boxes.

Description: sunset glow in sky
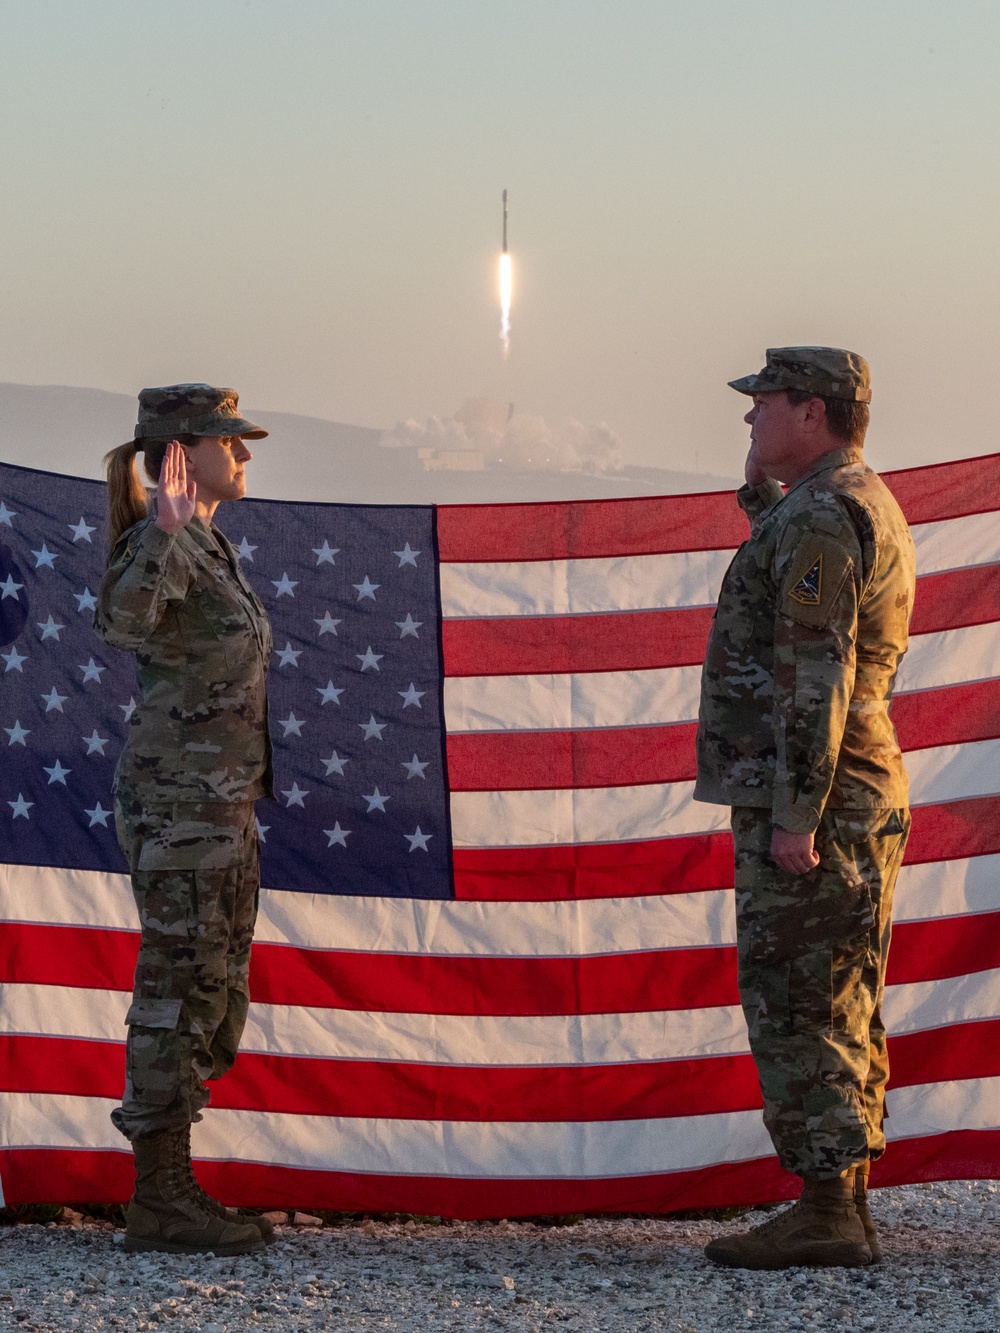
[[2, 1, 999, 476]]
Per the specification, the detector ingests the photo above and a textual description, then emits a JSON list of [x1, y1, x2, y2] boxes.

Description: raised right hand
[[155, 441, 197, 534]]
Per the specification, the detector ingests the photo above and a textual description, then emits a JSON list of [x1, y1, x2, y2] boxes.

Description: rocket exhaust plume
[[499, 189, 512, 358]]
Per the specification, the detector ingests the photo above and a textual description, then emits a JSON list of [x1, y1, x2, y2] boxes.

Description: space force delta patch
[[787, 555, 823, 606]]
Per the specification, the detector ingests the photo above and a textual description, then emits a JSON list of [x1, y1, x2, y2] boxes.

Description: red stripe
[[5, 1131, 1000, 1213], [441, 565, 999, 680], [0, 922, 137, 991], [442, 606, 714, 677], [6, 1019, 996, 1123], [437, 453, 1000, 564], [437, 492, 748, 563], [446, 677, 1000, 793], [4, 906, 998, 1014], [905, 793, 1000, 864], [453, 832, 736, 900], [883, 451, 1000, 525], [910, 563, 1000, 636]]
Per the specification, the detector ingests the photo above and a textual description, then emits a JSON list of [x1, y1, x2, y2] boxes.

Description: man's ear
[[801, 396, 828, 436]]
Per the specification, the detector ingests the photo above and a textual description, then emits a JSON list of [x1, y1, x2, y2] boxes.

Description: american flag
[[1, 451, 998, 1216]]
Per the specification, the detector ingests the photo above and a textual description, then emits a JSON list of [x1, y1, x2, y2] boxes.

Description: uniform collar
[[784, 446, 865, 498]]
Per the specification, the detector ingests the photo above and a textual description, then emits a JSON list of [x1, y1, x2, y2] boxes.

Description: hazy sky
[[2, 1, 999, 477]]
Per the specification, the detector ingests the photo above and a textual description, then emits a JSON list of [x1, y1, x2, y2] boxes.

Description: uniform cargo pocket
[[125, 997, 183, 1030]]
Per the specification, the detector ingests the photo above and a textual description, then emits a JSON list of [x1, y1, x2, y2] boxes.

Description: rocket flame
[[499, 252, 512, 358]]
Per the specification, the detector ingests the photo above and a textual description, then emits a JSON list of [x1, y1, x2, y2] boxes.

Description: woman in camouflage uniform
[[97, 385, 275, 1256]]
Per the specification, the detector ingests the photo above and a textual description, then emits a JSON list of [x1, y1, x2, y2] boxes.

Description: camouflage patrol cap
[[134, 384, 268, 442], [728, 347, 872, 403]]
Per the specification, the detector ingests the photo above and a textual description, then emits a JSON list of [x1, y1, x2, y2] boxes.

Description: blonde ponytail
[[103, 438, 170, 552]]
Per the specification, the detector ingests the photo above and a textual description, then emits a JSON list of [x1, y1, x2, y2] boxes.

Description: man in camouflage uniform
[[694, 348, 915, 1269], [96, 385, 275, 1255]]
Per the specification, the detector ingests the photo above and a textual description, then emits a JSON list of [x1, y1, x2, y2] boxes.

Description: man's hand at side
[[771, 828, 821, 875]]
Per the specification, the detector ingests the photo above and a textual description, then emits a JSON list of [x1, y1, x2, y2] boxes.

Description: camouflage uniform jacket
[[95, 516, 274, 804], [694, 446, 916, 834]]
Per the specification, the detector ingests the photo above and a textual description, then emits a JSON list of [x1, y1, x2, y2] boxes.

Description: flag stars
[[314, 612, 342, 636], [275, 642, 303, 668], [255, 819, 270, 843], [271, 573, 299, 598], [356, 646, 383, 672], [401, 754, 430, 780], [394, 543, 420, 568], [398, 683, 426, 709], [78, 658, 106, 684], [82, 730, 109, 756], [7, 793, 33, 820], [1, 574, 25, 600], [353, 575, 380, 602], [358, 714, 387, 742], [31, 544, 58, 570], [316, 681, 346, 706], [120, 697, 137, 722], [279, 712, 305, 738], [282, 782, 309, 808], [41, 686, 68, 713], [404, 827, 433, 853], [0, 501, 16, 527], [321, 751, 349, 777], [2, 646, 27, 673], [43, 759, 72, 786], [4, 721, 30, 746], [84, 802, 111, 828], [236, 537, 258, 561], [73, 587, 98, 613], [37, 616, 65, 641], [69, 517, 96, 543], [312, 540, 340, 566], [324, 822, 351, 848], [362, 787, 390, 814], [396, 613, 422, 639]]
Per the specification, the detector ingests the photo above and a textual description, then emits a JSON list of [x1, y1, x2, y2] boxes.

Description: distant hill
[[0, 383, 738, 504]]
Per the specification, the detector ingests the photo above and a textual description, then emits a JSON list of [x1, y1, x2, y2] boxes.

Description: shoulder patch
[[787, 556, 822, 606]]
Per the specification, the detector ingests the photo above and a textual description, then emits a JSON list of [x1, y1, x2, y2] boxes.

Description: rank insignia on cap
[[788, 556, 823, 606]]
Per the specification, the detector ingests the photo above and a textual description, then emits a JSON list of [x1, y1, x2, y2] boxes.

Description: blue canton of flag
[[0, 463, 453, 899]]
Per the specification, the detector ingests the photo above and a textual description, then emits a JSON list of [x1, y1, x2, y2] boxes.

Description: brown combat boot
[[124, 1128, 265, 1256], [704, 1175, 873, 1270], [852, 1162, 882, 1263], [175, 1123, 276, 1245]]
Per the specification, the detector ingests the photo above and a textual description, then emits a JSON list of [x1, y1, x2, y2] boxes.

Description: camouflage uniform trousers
[[111, 794, 260, 1141], [731, 805, 910, 1179]]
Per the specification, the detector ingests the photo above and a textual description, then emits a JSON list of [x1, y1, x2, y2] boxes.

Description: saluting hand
[[155, 441, 197, 534], [744, 440, 768, 488]]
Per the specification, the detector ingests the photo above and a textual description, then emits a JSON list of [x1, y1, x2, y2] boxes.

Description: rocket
[[502, 189, 508, 254]]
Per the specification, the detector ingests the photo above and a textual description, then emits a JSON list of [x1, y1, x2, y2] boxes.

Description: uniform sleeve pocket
[[125, 997, 183, 1030], [830, 810, 906, 844], [779, 533, 854, 630]]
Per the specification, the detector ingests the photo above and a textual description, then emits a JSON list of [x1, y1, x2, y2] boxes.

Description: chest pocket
[[182, 559, 258, 673], [715, 543, 772, 652]]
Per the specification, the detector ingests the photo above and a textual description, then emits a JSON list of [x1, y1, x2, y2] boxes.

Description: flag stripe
[[446, 678, 1000, 792], [4, 909, 1000, 1017], [440, 562, 1000, 679], [5, 1019, 1000, 1121], [435, 453, 1000, 563]]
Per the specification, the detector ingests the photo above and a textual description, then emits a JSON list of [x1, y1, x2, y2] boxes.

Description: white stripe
[[882, 967, 1000, 1035], [2, 855, 995, 958], [450, 783, 729, 849], [0, 983, 751, 1065], [909, 511, 1000, 576], [894, 854, 1000, 924], [5, 1077, 999, 1174], [907, 737, 1000, 805], [440, 550, 734, 618], [1, 1091, 774, 1176], [440, 511, 999, 621], [896, 625, 1000, 694], [444, 666, 703, 732]]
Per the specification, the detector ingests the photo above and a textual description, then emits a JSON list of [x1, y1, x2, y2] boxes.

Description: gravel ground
[[2, 1181, 999, 1332]]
